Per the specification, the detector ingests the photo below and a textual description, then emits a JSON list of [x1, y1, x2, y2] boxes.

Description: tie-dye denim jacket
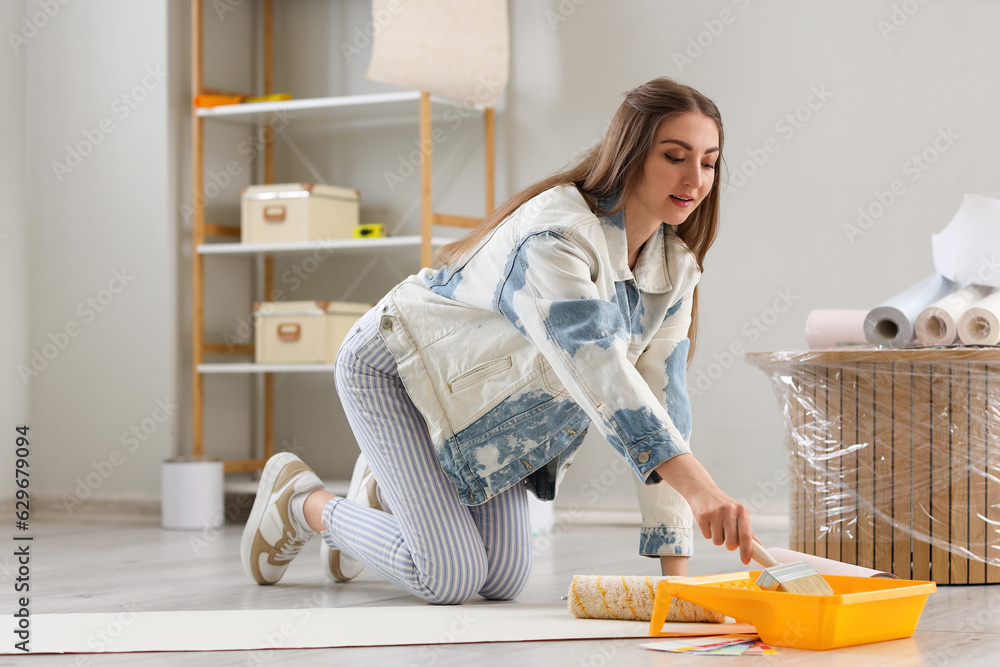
[[374, 184, 702, 556]]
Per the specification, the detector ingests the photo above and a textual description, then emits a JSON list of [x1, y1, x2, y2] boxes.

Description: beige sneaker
[[320, 453, 384, 582], [241, 452, 323, 585]]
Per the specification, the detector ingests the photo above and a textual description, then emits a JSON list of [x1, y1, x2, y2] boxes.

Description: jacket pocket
[[448, 356, 513, 393], [539, 355, 571, 398]]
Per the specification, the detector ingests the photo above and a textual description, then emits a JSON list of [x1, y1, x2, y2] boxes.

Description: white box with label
[[253, 301, 370, 363], [241, 183, 360, 244]]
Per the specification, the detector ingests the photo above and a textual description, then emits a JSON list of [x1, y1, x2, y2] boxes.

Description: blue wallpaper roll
[[863, 274, 957, 347]]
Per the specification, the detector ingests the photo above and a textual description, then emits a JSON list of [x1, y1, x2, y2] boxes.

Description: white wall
[[510, 0, 1000, 518], [24, 0, 178, 504], [0, 3, 28, 499], [15, 0, 1000, 529]]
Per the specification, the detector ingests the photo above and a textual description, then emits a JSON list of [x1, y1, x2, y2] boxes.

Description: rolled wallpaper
[[805, 310, 868, 349], [958, 290, 1000, 345], [864, 274, 956, 347], [915, 284, 995, 346]]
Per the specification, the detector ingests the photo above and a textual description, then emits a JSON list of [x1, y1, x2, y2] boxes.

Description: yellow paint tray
[[650, 571, 936, 650]]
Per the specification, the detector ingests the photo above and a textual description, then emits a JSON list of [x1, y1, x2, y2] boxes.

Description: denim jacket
[[373, 184, 702, 556]]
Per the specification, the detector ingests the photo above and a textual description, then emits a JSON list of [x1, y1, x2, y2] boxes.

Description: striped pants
[[322, 309, 533, 604]]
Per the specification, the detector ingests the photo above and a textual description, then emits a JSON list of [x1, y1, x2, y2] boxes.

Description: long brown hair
[[434, 77, 724, 361]]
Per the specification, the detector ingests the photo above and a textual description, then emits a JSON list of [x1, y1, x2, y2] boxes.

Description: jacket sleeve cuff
[[639, 447, 688, 485], [639, 525, 694, 557]]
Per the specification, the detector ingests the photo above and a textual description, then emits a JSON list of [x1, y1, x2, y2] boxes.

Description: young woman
[[241, 77, 753, 604]]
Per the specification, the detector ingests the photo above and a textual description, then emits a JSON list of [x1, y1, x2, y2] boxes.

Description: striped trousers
[[323, 309, 533, 604]]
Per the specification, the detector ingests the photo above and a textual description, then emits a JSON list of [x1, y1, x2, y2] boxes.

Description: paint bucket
[[161, 457, 224, 530]]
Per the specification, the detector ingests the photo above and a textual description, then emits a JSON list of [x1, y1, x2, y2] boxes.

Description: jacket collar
[[596, 194, 674, 294]]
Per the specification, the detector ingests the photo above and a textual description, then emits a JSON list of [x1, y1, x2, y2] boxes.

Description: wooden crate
[[748, 349, 1000, 584]]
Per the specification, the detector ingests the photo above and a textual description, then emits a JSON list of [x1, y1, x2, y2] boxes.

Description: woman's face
[[628, 112, 720, 227]]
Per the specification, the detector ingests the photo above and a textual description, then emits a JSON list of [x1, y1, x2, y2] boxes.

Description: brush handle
[[751, 541, 781, 569]]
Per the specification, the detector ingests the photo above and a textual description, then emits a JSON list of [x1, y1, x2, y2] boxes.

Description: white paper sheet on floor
[[3, 603, 691, 654]]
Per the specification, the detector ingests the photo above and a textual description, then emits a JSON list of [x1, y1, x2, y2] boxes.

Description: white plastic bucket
[[161, 457, 224, 530]]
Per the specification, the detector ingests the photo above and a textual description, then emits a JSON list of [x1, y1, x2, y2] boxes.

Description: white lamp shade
[[366, 0, 509, 107]]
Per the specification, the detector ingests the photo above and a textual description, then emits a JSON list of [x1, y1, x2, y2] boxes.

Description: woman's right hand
[[684, 482, 754, 565], [654, 453, 754, 564]]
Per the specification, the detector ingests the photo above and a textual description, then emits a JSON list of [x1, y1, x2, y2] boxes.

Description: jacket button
[[637, 451, 650, 464], [380, 315, 393, 331]]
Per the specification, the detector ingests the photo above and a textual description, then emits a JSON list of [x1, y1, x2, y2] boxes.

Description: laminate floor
[[4, 514, 998, 666]]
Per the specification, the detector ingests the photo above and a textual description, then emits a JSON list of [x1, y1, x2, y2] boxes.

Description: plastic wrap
[[747, 348, 1000, 584]]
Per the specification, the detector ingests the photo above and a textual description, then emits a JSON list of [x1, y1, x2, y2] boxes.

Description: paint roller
[[567, 575, 725, 623]]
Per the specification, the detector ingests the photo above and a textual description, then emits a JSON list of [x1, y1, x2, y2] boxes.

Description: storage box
[[241, 183, 360, 244], [253, 301, 370, 364], [747, 349, 1000, 584]]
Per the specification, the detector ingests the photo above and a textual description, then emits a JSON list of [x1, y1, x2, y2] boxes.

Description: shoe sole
[[241, 452, 302, 585]]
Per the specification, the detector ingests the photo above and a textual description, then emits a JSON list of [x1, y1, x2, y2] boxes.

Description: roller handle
[[751, 541, 781, 569]]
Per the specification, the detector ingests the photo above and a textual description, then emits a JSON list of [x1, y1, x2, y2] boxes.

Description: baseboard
[[549, 505, 789, 529], [3, 493, 162, 524], [3, 493, 790, 531], [552, 507, 643, 526]]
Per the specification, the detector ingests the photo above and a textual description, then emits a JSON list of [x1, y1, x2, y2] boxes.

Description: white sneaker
[[241, 452, 323, 585], [320, 453, 383, 582]]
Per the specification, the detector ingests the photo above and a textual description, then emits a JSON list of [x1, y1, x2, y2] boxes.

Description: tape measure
[[353, 224, 385, 239]]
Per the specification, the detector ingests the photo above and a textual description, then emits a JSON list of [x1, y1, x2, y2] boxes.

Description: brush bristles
[[775, 574, 835, 596], [756, 562, 835, 596]]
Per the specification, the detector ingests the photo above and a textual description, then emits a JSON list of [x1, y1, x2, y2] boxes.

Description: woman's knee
[[417, 587, 480, 605], [414, 573, 488, 605], [412, 550, 490, 605], [478, 546, 533, 601], [478, 573, 530, 601]]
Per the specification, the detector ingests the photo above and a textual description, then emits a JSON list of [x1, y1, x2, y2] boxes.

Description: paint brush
[[751, 542, 835, 596]]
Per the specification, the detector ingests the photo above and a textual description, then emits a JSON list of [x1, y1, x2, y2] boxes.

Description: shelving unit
[[197, 236, 427, 257], [189, 0, 496, 473], [196, 90, 422, 122]]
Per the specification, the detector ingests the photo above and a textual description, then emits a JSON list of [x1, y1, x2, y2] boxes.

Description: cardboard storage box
[[253, 301, 370, 364], [241, 183, 360, 244]]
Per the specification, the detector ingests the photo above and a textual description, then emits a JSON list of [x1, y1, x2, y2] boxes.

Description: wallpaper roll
[[366, 0, 509, 107], [863, 274, 957, 347], [805, 310, 868, 349], [915, 284, 995, 346], [766, 548, 898, 579], [957, 290, 1000, 345]]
